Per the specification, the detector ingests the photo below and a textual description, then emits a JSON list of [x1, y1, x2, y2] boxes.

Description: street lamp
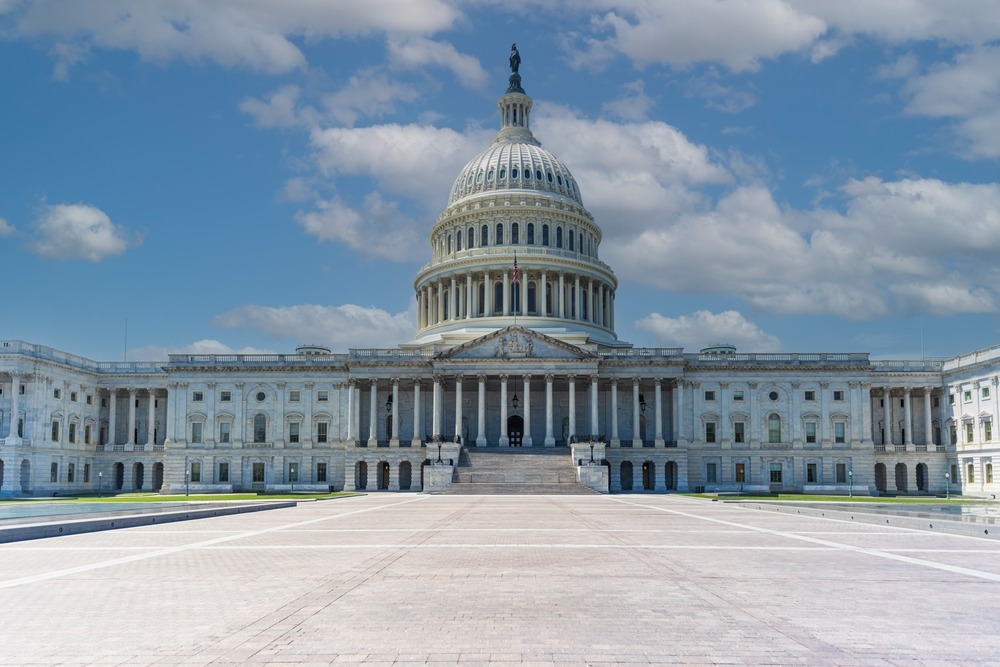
[[848, 469, 853, 498], [590, 442, 595, 464], [185, 469, 190, 496], [98, 471, 103, 498], [945, 471, 950, 500], [511, 393, 519, 411], [437, 441, 442, 464], [386, 396, 393, 413], [639, 393, 646, 413]]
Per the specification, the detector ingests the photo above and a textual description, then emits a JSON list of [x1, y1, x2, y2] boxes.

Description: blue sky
[[2, 1, 999, 362]]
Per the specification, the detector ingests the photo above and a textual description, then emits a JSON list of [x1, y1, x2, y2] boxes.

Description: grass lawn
[[0, 492, 362, 504], [682, 493, 991, 504]]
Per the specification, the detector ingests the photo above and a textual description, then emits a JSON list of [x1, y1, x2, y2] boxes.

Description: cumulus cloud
[[295, 192, 424, 262], [213, 303, 414, 350], [0, 217, 14, 237], [387, 36, 487, 89], [128, 339, 274, 361], [6, 0, 462, 75], [601, 80, 655, 121], [636, 310, 781, 352], [29, 203, 140, 261]]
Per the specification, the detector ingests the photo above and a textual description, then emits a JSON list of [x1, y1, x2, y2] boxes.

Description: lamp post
[[848, 469, 853, 498], [98, 471, 103, 498], [512, 393, 519, 412], [945, 471, 950, 500], [590, 442, 594, 464], [639, 393, 646, 413], [437, 441, 442, 464], [185, 469, 190, 497]]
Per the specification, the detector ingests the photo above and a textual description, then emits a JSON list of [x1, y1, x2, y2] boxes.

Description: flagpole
[[513, 251, 518, 327]]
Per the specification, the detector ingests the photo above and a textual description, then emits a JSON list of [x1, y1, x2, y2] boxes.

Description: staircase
[[440, 447, 596, 494]]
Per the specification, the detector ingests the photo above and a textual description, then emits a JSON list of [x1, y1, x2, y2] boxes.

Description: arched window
[[511, 223, 519, 244], [468, 226, 475, 248], [547, 172, 553, 183], [499, 167, 506, 180], [527, 281, 537, 314], [254, 414, 266, 443], [447, 234, 452, 254], [581, 288, 588, 320], [493, 282, 503, 315], [568, 229, 575, 251], [512, 167, 519, 179], [456, 230, 462, 251], [535, 169, 542, 180], [443, 290, 449, 320], [545, 282, 552, 316], [542, 224, 549, 246], [481, 224, 489, 247], [768, 414, 782, 444], [556, 226, 563, 248], [524, 168, 531, 179], [496, 223, 504, 245], [478, 282, 485, 316], [527, 223, 535, 244]]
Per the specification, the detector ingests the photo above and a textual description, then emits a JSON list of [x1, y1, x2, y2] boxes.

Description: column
[[523, 374, 533, 447], [164, 383, 177, 445], [436, 282, 444, 325], [861, 383, 873, 445], [791, 383, 802, 445], [126, 387, 137, 447], [883, 387, 893, 447], [654, 379, 664, 447], [466, 274, 473, 321], [411, 380, 422, 447], [680, 380, 692, 446], [610, 378, 620, 447], [924, 389, 934, 448], [450, 276, 457, 321], [632, 379, 641, 447], [146, 390, 156, 446], [484, 271, 492, 316], [574, 275, 581, 320], [903, 388, 914, 450], [391, 379, 400, 446], [454, 375, 463, 444], [589, 279, 596, 323], [820, 381, 831, 445], [598, 284, 605, 327], [558, 273, 565, 318], [346, 380, 356, 441], [476, 375, 487, 446], [6, 372, 20, 441], [368, 379, 378, 445], [544, 374, 555, 447], [567, 375, 577, 443], [589, 375, 599, 436], [417, 289, 424, 329], [499, 374, 509, 446], [353, 382, 361, 443], [541, 270, 548, 316], [432, 376, 442, 438], [502, 270, 510, 316]]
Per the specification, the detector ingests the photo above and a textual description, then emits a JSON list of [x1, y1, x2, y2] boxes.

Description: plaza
[[2, 494, 1000, 665]]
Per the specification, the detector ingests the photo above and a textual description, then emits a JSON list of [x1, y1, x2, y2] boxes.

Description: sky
[[2, 0, 1000, 362]]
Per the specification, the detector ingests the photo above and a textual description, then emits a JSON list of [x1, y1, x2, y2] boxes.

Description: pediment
[[437, 325, 595, 360]]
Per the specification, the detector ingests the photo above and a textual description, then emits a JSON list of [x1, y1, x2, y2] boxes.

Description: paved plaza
[[1, 495, 999, 665]]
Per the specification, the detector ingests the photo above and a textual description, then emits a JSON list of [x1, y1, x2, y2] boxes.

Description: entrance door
[[252, 462, 266, 490], [508, 415, 524, 447]]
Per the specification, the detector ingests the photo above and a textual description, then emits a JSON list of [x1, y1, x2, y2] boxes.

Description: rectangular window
[[985, 421, 993, 442], [806, 462, 817, 483], [967, 462, 975, 483], [101, 397, 107, 408], [317, 462, 328, 483], [192, 391, 204, 402], [834, 422, 846, 443], [833, 390, 845, 401], [804, 390, 816, 401], [288, 462, 299, 483], [986, 463, 994, 484], [951, 425, 957, 445], [86, 394, 93, 405], [68, 423, 77, 443], [966, 422, 975, 443], [191, 422, 203, 444], [705, 422, 716, 443], [805, 421, 817, 444], [289, 390, 301, 402], [19, 384, 25, 395], [51, 421, 60, 442], [704, 390, 715, 401], [984, 387, 991, 399], [734, 462, 746, 483], [190, 461, 201, 483], [68, 462, 75, 483], [734, 422, 745, 443], [289, 422, 300, 443], [950, 463, 959, 483], [317, 390, 329, 402], [53, 388, 61, 399], [218, 461, 229, 483], [836, 463, 847, 484], [733, 390, 744, 402], [964, 390, 972, 402], [50, 462, 58, 483], [219, 422, 231, 443], [706, 462, 717, 484], [70, 391, 78, 402], [84, 463, 90, 483], [220, 390, 232, 402], [769, 462, 782, 484], [317, 422, 328, 443], [933, 396, 940, 408]]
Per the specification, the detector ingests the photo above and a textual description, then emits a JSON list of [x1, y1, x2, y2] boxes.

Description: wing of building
[[2, 56, 998, 498]]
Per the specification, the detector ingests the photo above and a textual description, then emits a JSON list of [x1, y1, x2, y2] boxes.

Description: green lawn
[[682, 493, 990, 504], [0, 492, 361, 504]]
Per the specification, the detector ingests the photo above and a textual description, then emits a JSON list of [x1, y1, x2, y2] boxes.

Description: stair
[[440, 447, 596, 494]]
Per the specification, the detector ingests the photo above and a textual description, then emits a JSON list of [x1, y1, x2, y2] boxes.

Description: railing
[[570, 434, 606, 443], [417, 245, 616, 278], [690, 352, 870, 365], [1, 340, 167, 374], [871, 359, 944, 372], [874, 444, 886, 452], [152, 443, 164, 451], [943, 342, 1000, 371], [168, 353, 350, 366], [596, 349, 683, 358]]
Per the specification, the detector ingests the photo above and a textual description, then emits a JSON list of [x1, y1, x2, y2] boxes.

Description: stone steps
[[442, 447, 593, 495]]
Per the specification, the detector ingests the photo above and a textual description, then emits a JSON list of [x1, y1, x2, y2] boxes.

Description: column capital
[[522, 374, 532, 383], [849, 381, 860, 388], [391, 377, 400, 387], [499, 373, 509, 382], [477, 374, 487, 383], [590, 374, 599, 384], [610, 377, 618, 387], [235, 382, 245, 389], [347, 378, 357, 388], [454, 375, 464, 384], [8, 370, 22, 378], [545, 374, 555, 384], [126, 386, 136, 394], [791, 382, 800, 389], [719, 381, 729, 388], [820, 381, 830, 389], [432, 375, 443, 384], [748, 382, 758, 389], [632, 377, 641, 387], [369, 378, 379, 388], [567, 374, 576, 383]]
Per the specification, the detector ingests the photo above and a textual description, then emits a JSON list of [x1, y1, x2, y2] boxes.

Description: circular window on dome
[[512, 167, 519, 179], [488, 169, 494, 181], [256, 391, 266, 402], [768, 391, 779, 401], [536, 170, 542, 180]]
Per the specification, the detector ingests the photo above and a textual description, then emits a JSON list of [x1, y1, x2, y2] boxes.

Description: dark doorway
[[356, 461, 368, 490], [895, 462, 908, 493], [874, 462, 887, 493], [399, 461, 412, 490], [114, 462, 125, 490], [642, 461, 654, 490], [133, 462, 144, 491], [620, 461, 634, 491], [152, 462, 164, 491], [916, 463, 927, 492], [665, 461, 678, 491], [508, 415, 524, 447], [378, 461, 390, 489]]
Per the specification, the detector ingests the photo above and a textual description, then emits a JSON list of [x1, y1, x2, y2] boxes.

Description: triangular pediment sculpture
[[437, 325, 595, 360]]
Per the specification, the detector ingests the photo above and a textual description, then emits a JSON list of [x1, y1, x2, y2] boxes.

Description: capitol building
[[2, 57, 999, 499]]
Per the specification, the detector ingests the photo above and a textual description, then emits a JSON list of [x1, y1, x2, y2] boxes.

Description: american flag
[[512, 253, 518, 284]]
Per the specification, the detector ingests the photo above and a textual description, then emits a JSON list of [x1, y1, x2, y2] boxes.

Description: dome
[[447, 142, 583, 206]]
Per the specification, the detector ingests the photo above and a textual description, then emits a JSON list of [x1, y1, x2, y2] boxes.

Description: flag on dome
[[512, 253, 518, 283]]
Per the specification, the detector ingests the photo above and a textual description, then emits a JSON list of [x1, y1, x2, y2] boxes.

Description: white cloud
[[0, 217, 14, 237], [601, 79, 654, 121], [128, 339, 273, 361], [636, 310, 781, 352], [29, 203, 140, 261], [295, 192, 424, 262], [213, 303, 414, 350], [239, 84, 312, 128], [684, 73, 757, 113], [8, 0, 463, 75], [387, 36, 487, 89], [801, 0, 1000, 46]]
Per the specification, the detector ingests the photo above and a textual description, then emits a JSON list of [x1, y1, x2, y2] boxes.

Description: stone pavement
[[1, 494, 999, 665]]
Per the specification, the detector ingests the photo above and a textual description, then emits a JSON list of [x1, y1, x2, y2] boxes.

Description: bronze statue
[[509, 43, 520, 74]]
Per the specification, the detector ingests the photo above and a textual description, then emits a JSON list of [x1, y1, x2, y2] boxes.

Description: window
[[986, 462, 994, 484], [190, 461, 202, 483], [86, 394, 93, 405], [69, 423, 77, 443], [733, 390, 744, 402], [933, 396, 940, 408], [804, 390, 816, 401], [84, 425, 91, 445], [706, 462, 717, 484], [704, 390, 715, 401], [949, 393, 955, 405], [481, 224, 489, 247], [966, 422, 975, 443], [288, 462, 299, 483], [768, 391, 779, 401], [950, 425, 957, 445], [289, 422, 300, 443], [219, 422, 231, 443], [527, 223, 535, 244], [50, 462, 58, 483], [317, 422, 329, 443], [705, 422, 716, 443], [768, 414, 781, 443], [101, 397, 107, 408], [68, 462, 75, 483], [836, 463, 847, 484], [833, 390, 845, 401], [317, 462, 328, 483], [807, 462, 818, 483], [70, 391, 78, 402], [220, 390, 232, 402], [984, 387, 991, 399], [289, 390, 301, 402], [834, 422, 846, 444], [967, 462, 975, 483], [734, 462, 746, 483], [218, 461, 229, 483], [542, 224, 549, 246], [84, 463, 90, 483], [556, 226, 563, 248], [805, 421, 817, 444], [734, 422, 745, 444], [53, 388, 61, 399], [964, 390, 972, 402], [511, 222, 519, 244], [769, 462, 782, 484], [496, 223, 504, 245], [193, 391, 204, 402], [254, 414, 267, 443], [950, 463, 959, 483], [191, 422, 203, 444], [568, 229, 575, 251], [256, 391, 266, 402], [51, 420, 60, 442], [317, 390, 329, 402], [985, 421, 993, 442]]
